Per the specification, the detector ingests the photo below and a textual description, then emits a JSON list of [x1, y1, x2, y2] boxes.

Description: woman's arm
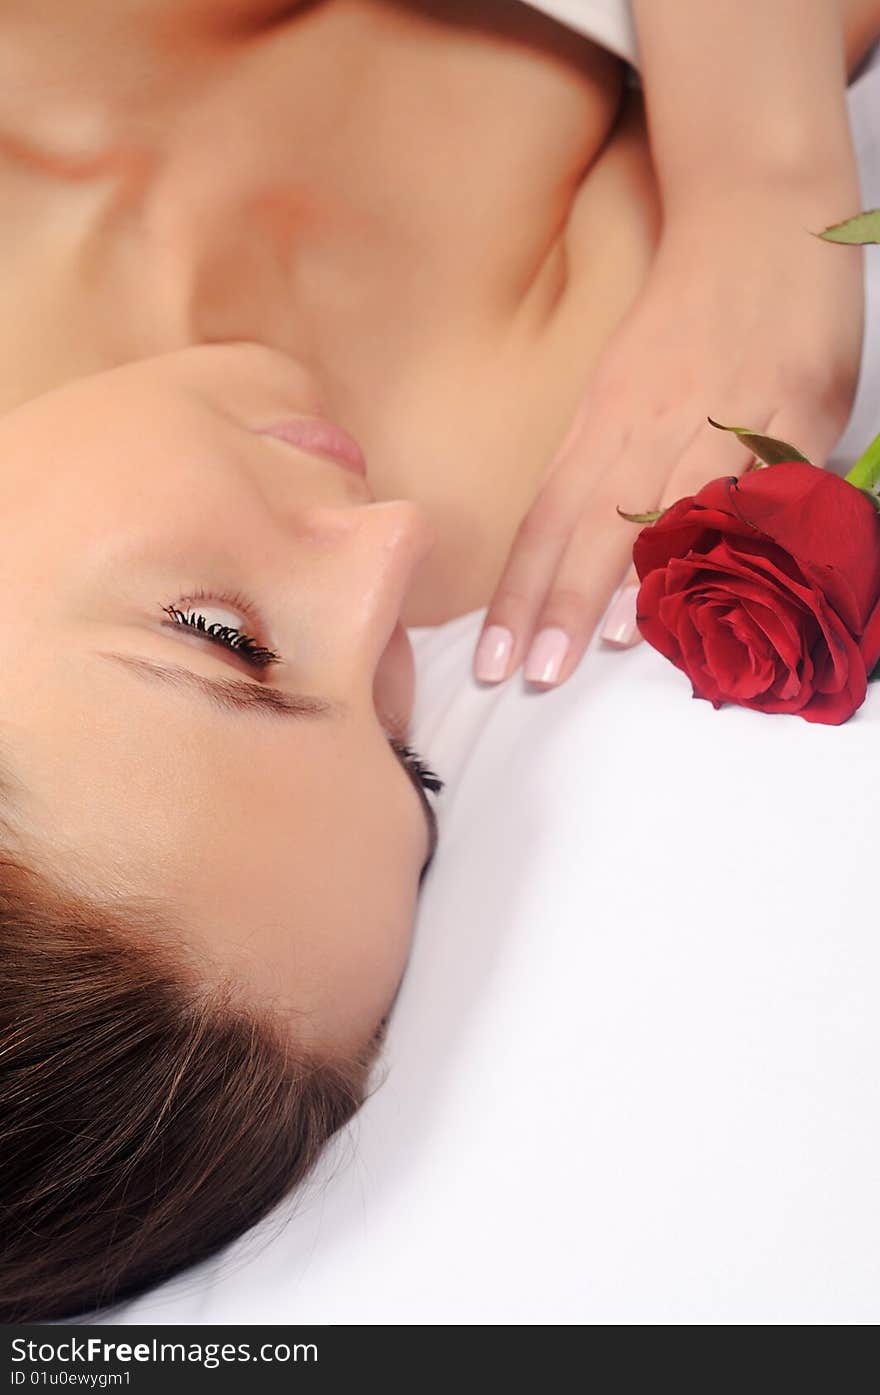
[[473, 0, 872, 689], [631, 0, 860, 221]]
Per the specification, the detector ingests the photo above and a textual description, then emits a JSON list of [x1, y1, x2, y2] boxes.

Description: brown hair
[[0, 847, 387, 1323]]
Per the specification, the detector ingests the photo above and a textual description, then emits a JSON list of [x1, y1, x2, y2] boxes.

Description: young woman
[[0, 0, 877, 1322]]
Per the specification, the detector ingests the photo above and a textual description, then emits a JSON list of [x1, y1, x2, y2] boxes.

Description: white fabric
[[92, 34, 880, 1329], [518, 0, 639, 68], [100, 612, 880, 1326]]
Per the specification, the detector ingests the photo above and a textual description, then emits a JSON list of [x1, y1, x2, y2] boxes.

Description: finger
[[600, 404, 835, 652], [600, 421, 760, 650], [758, 403, 846, 471], [526, 419, 764, 682], [519, 488, 653, 684], [471, 363, 642, 685], [472, 431, 616, 685]]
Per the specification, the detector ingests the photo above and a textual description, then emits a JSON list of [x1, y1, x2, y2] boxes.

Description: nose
[[350, 499, 436, 562], [295, 497, 435, 656], [296, 498, 435, 570]]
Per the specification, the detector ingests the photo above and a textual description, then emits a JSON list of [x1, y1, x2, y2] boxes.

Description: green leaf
[[844, 429, 880, 495], [816, 209, 880, 245], [616, 506, 664, 524], [707, 417, 812, 466], [868, 658, 880, 683]]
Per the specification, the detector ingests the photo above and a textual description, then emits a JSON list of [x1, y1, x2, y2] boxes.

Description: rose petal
[[637, 569, 685, 665], [632, 469, 878, 724], [736, 594, 804, 673], [722, 462, 880, 626], [700, 607, 775, 699]]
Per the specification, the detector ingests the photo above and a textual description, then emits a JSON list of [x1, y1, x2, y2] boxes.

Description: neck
[[0, 1, 301, 164]]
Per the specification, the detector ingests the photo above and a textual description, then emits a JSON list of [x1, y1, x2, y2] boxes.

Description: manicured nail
[[474, 624, 513, 682], [524, 627, 570, 684], [600, 584, 640, 646]]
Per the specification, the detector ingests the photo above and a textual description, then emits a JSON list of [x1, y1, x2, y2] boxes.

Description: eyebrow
[[95, 650, 439, 869]]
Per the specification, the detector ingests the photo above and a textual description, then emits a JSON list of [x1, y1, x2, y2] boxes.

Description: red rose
[[632, 462, 880, 724]]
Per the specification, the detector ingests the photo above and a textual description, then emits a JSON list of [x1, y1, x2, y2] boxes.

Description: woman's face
[[0, 343, 439, 1054]]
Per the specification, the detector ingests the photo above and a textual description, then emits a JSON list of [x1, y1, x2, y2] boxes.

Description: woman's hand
[[473, 192, 865, 688]]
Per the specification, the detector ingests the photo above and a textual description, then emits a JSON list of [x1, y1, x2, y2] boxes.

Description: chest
[[0, 0, 637, 624], [0, 0, 619, 254]]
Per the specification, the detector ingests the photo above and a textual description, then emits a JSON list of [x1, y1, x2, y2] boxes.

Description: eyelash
[[159, 588, 445, 795], [160, 596, 280, 668], [387, 737, 445, 794]]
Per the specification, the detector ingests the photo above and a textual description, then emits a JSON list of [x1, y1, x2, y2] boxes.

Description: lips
[[257, 416, 367, 476]]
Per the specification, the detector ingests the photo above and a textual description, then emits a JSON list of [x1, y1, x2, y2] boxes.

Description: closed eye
[[93, 648, 440, 871], [160, 604, 280, 669]]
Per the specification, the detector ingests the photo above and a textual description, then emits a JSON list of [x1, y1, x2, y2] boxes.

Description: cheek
[[278, 867, 419, 1054], [373, 620, 416, 740], [299, 795, 424, 1050], [174, 824, 419, 1054], [214, 780, 421, 1050], [318, 805, 422, 1016]]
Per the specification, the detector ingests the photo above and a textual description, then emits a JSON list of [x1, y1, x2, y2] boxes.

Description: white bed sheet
[[89, 44, 880, 1327], [97, 604, 880, 1326]]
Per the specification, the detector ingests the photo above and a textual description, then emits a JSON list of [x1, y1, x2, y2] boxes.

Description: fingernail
[[524, 627, 570, 684], [600, 584, 640, 646], [475, 624, 513, 682]]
